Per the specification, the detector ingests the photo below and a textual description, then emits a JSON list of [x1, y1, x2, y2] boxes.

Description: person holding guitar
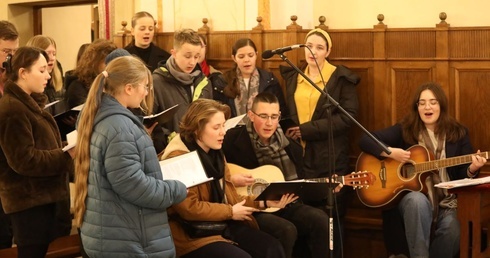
[[359, 82, 487, 258], [161, 99, 288, 258], [223, 92, 337, 258]]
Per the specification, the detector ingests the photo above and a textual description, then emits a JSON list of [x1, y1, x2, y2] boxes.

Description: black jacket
[[216, 68, 288, 118], [280, 64, 360, 178], [222, 125, 304, 179], [125, 42, 171, 72]]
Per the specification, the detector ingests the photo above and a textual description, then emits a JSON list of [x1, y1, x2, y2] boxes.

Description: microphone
[[262, 44, 305, 59]]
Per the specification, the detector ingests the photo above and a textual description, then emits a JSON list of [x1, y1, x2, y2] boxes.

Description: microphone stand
[[277, 53, 390, 257]]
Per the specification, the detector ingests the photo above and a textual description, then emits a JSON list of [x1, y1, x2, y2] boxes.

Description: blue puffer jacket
[[80, 94, 187, 258]]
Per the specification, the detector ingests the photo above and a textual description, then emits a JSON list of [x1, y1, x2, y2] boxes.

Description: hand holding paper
[[62, 130, 77, 152]]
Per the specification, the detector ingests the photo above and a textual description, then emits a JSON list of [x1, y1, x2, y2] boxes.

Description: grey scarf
[[246, 120, 298, 181], [165, 56, 201, 85]]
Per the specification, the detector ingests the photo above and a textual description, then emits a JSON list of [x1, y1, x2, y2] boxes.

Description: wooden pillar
[[252, 17, 265, 69], [373, 14, 389, 128], [257, 0, 270, 30], [435, 12, 451, 115], [157, 0, 163, 32], [285, 15, 303, 67]]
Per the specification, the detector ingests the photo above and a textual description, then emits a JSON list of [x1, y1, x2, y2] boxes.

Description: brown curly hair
[[74, 39, 117, 87]]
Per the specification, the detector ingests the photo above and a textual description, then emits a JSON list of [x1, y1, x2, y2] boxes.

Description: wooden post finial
[[374, 14, 387, 29], [286, 15, 302, 30], [436, 12, 449, 28], [439, 12, 447, 24], [198, 18, 210, 34], [118, 21, 130, 34], [253, 16, 264, 31], [316, 16, 328, 30]]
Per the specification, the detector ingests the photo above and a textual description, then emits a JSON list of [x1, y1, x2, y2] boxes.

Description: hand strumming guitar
[[230, 173, 255, 187], [382, 147, 411, 163]]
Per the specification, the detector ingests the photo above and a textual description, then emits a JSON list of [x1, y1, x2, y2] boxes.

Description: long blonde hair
[[26, 35, 63, 92], [73, 56, 151, 227]]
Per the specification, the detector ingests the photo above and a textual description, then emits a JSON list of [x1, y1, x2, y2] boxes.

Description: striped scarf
[[246, 120, 298, 181]]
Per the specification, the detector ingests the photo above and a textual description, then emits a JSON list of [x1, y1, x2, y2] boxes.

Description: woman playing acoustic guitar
[[359, 81, 487, 258]]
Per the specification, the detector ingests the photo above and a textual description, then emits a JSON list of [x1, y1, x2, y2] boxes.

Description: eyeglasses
[[136, 83, 152, 92], [1, 48, 16, 55], [251, 110, 281, 121], [417, 99, 439, 107]]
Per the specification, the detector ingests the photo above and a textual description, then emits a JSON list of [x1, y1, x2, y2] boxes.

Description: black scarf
[[182, 138, 225, 203]]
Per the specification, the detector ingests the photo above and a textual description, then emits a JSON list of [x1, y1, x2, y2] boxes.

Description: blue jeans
[[399, 192, 459, 258]]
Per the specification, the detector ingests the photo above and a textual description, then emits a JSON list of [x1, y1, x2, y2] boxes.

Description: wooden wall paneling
[[389, 62, 436, 123], [207, 31, 254, 71], [449, 28, 490, 59], [155, 33, 173, 53], [329, 30, 374, 59], [451, 62, 490, 153], [339, 63, 374, 157], [385, 29, 436, 59]]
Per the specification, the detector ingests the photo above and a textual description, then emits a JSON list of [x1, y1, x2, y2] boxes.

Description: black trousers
[[183, 221, 286, 258], [0, 199, 13, 249], [9, 200, 71, 258]]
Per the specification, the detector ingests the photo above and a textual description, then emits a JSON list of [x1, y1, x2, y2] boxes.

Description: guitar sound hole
[[250, 183, 268, 196], [400, 163, 415, 179]]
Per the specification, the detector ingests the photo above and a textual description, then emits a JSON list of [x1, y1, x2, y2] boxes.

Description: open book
[[435, 176, 490, 189], [159, 151, 213, 188], [62, 130, 77, 152], [143, 104, 179, 126]]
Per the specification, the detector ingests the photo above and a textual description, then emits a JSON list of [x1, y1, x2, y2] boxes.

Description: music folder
[[143, 104, 179, 126], [254, 180, 339, 202], [45, 100, 83, 120]]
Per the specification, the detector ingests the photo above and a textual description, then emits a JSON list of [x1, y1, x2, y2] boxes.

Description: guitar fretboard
[[415, 151, 489, 173]]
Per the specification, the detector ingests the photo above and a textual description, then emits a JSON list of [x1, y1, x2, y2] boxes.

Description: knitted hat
[[104, 48, 131, 64]]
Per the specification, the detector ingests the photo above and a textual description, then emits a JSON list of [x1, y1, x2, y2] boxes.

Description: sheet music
[[62, 130, 77, 152], [71, 104, 84, 111], [44, 100, 60, 109], [435, 176, 490, 189], [225, 114, 246, 131], [159, 151, 213, 188]]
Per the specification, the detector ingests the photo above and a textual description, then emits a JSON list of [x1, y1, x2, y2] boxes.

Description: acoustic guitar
[[228, 163, 376, 212], [355, 145, 489, 208]]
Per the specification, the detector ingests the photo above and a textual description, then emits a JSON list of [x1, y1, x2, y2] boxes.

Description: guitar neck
[[415, 151, 489, 173]]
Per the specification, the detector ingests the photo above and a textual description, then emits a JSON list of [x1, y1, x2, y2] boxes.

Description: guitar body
[[356, 145, 434, 208], [228, 163, 284, 212]]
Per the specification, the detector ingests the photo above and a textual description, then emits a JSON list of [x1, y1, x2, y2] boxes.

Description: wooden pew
[[0, 234, 81, 258]]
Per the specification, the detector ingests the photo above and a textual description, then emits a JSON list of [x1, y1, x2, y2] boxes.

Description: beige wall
[[1, 0, 490, 45], [42, 5, 92, 72], [313, 0, 490, 29]]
